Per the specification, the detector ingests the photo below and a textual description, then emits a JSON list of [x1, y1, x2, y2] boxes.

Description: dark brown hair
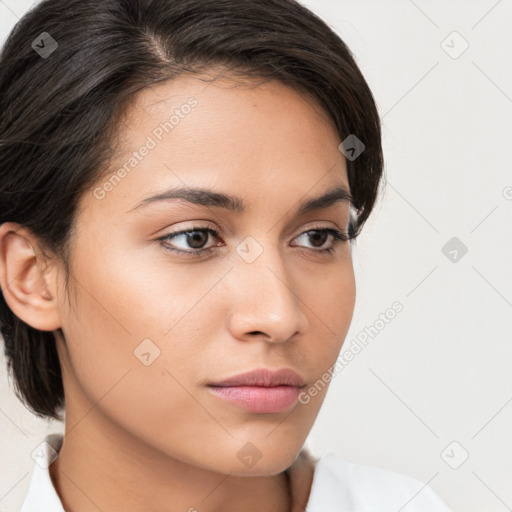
[[0, 0, 384, 420]]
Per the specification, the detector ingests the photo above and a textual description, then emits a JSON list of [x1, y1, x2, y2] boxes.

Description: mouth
[[207, 367, 306, 414]]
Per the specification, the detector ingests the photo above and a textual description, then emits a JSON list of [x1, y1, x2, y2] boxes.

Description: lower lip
[[207, 385, 301, 413]]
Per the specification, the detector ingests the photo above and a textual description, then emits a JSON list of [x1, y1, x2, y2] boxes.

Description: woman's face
[[53, 72, 356, 475]]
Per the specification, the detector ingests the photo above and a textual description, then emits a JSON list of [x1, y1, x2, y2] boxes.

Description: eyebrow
[[127, 184, 353, 215]]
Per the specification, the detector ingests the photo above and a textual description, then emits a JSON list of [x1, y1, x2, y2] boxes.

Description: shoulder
[[306, 450, 453, 512]]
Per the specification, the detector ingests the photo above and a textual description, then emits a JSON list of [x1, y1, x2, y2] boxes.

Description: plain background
[[1, 1, 511, 511]]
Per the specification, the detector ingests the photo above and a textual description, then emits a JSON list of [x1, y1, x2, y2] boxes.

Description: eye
[[157, 224, 350, 257], [292, 226, 349, 254], [157, 225, 220, 257]]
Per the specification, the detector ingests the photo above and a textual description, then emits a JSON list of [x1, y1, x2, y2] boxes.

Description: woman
[[0, 0, 452, 510]]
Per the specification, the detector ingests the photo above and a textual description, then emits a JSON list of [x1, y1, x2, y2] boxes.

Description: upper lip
[[209, 368, 305, 388]]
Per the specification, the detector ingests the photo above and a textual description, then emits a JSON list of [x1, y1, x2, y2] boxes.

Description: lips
[[207, 368, 306, 413], [209, 368, 305, 388]]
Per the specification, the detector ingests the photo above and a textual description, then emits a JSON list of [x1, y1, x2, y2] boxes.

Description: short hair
[[0, 0, 384, 420]]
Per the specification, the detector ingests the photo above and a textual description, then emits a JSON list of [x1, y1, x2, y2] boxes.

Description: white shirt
[[21, 433, 452, 511]]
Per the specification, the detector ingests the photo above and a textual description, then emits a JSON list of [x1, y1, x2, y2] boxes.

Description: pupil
[[188, 231, 207, 249], [310, 231, 327, 247]]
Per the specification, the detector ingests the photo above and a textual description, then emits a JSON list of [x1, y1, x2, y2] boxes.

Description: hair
[[0, 0, 384, 421]]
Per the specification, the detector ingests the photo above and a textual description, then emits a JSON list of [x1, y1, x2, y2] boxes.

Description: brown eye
[[158, 226, 220, 256], [293, 228, 349, 253]]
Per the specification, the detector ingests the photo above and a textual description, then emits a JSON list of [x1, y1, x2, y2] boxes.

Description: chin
[[227, 458, 294, 478], [226, 440, 301, 477]]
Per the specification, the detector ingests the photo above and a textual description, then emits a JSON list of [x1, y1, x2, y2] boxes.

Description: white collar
[[21, 433, 65, 512]]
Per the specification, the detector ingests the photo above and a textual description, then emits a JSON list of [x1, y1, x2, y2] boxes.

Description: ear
[[0, 222, 62, 331]]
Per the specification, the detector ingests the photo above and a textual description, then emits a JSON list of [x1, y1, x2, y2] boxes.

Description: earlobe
[[0, 222, 61, 331]]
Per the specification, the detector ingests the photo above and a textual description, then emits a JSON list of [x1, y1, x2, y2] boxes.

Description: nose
[[225, 242, 309, 344]]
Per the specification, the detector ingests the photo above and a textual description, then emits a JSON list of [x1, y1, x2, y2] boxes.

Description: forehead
[[85, 72, 349, 220]]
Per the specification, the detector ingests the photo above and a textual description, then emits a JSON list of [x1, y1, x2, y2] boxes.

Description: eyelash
[[157, 224, 350, 258]]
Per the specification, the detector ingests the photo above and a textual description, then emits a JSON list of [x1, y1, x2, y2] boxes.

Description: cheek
[[59, 274, 218, 457], [296, 261, 355, 401], [58, 241, 222, 429], [304, 256, 356, 344]]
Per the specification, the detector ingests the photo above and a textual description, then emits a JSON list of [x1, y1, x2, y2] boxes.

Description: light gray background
[[1, 1, 511, 511]]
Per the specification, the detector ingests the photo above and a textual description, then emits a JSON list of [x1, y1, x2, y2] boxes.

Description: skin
[[0, 71, 356, 512]]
